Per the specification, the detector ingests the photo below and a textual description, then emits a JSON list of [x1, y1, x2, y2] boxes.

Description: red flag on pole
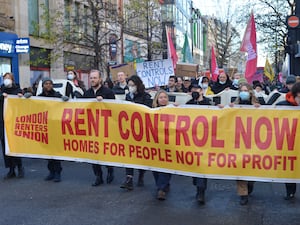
[[240, 13, 257, 83], [166, 26, 178, 69], [211, 46, 219, 81]]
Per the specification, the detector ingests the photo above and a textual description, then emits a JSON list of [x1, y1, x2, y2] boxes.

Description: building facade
[[160, 0, 205, 67]]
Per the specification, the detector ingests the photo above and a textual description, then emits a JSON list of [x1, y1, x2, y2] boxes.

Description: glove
[[24, 92, 32, 98], [61, 96, 69, 102]]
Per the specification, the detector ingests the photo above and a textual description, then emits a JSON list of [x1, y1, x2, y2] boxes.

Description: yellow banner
[[4, 96, 300, 182]]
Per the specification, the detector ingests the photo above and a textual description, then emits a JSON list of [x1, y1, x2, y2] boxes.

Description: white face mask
[[202, 83, 208, 89], [67, 74, 75, 80], [128, 86, 137, 94], [3, 79, 12, 87]]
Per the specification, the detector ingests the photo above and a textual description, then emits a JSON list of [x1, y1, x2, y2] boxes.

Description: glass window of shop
[[0, 57, 12, 77]]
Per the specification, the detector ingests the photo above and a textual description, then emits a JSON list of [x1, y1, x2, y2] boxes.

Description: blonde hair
[[152, 89, 169, 108]]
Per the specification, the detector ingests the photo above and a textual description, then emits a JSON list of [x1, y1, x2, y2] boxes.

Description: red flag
[[240, 13, 257, 83], [211, 46, 219, 81], [166, 26, 178, 69]]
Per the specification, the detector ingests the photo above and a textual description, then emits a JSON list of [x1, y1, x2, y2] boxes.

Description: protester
[[120, 75, 152, 190], [182, 76, 192, 93], [230, 82, 259, 205], [253, 82, 268, 104], [83, 70, 115, 186], [152, 90, 172, 200], [165, 75, 179, 92], [176, 76, 184, 92], [38, 77, 68, 182], [276, 81, 300, 200], [103, 77, 114, 89], [67, 70, 86, 91], [0, 72, 24, 179], [211, 72, 232, 94], [198, 76, 213, 96], [186, 84, 212, 204], [279, 75, 296, 93], [112, 71, 128, 94], [231, 73, 242, 90]]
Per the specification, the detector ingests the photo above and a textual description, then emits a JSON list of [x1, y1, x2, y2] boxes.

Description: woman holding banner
[[120, 75, 152, 190], [151, 90, 173, 200], [0, 72, 24, 179], [230, 82, 260, 205]]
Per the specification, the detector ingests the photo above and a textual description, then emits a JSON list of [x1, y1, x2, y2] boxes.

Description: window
[[64, 0, 71, 39], [28, 0, 39, 35]]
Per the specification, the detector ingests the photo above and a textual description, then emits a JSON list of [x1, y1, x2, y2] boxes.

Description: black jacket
[[186, 96, 211, 105], [38, 89, 62, 98], [0, 84, 23, 139], [211, 75, 232, 94], [125, 92, 152, 107], [112, 83, 128, 95], [83, 85, 115, 99]]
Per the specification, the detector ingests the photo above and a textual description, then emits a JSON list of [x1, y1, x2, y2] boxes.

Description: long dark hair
[[127, 75, 145, 94]]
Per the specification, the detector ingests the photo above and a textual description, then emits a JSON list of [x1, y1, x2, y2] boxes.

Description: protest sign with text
[[4, 96, 300, 183], [136, 59, 174, 88]]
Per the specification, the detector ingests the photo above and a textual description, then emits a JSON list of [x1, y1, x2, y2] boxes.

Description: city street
[[0, 156, 299, 225]]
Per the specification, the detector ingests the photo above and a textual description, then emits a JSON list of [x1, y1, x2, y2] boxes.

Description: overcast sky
[[195, 0, 266, 66]]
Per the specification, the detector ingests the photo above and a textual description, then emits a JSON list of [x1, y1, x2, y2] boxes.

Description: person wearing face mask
[[186, 84, 212, 204], [120, 75, 152, 191], [67, 70, 86, 90], [211, 72, 232, 94], [276, 82, 300, 201], [230, 83, 260, 205], [198, 76, 213, 96], [230, 73, 242, 90], [0, 72, 24, 179], [66, 70, 85, 98]]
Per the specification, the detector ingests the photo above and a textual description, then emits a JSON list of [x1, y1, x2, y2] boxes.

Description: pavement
[[0, 157, 299, 225]]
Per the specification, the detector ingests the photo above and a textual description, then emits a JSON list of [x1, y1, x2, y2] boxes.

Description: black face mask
[[192, 92, 200, 100]]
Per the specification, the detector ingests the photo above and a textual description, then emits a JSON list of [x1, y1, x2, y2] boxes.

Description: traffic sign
[[287, 15, 299, 28]]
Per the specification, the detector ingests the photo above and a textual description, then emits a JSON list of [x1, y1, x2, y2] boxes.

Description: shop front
[[0, 32, 19, 83]]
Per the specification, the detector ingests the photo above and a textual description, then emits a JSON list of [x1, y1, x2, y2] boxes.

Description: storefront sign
[[14, 38, 30, 53]]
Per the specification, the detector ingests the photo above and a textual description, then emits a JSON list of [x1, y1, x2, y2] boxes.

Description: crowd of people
[[0, 69, 299, 206]]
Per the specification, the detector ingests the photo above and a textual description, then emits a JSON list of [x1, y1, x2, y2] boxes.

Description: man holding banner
[[39, 77, 65, 182], [83, 70, 115, 186]]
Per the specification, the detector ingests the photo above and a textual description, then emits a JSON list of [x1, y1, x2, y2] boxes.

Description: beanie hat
[[42, 77, 53, 86], [238, 77, 247, 85], [286, 75, 296, 85]]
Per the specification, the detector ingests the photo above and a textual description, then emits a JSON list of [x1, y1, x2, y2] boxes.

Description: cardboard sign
[[110, 63, 135, 81], [136, 59, 174, 88], [175, 63, 198, 77]]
